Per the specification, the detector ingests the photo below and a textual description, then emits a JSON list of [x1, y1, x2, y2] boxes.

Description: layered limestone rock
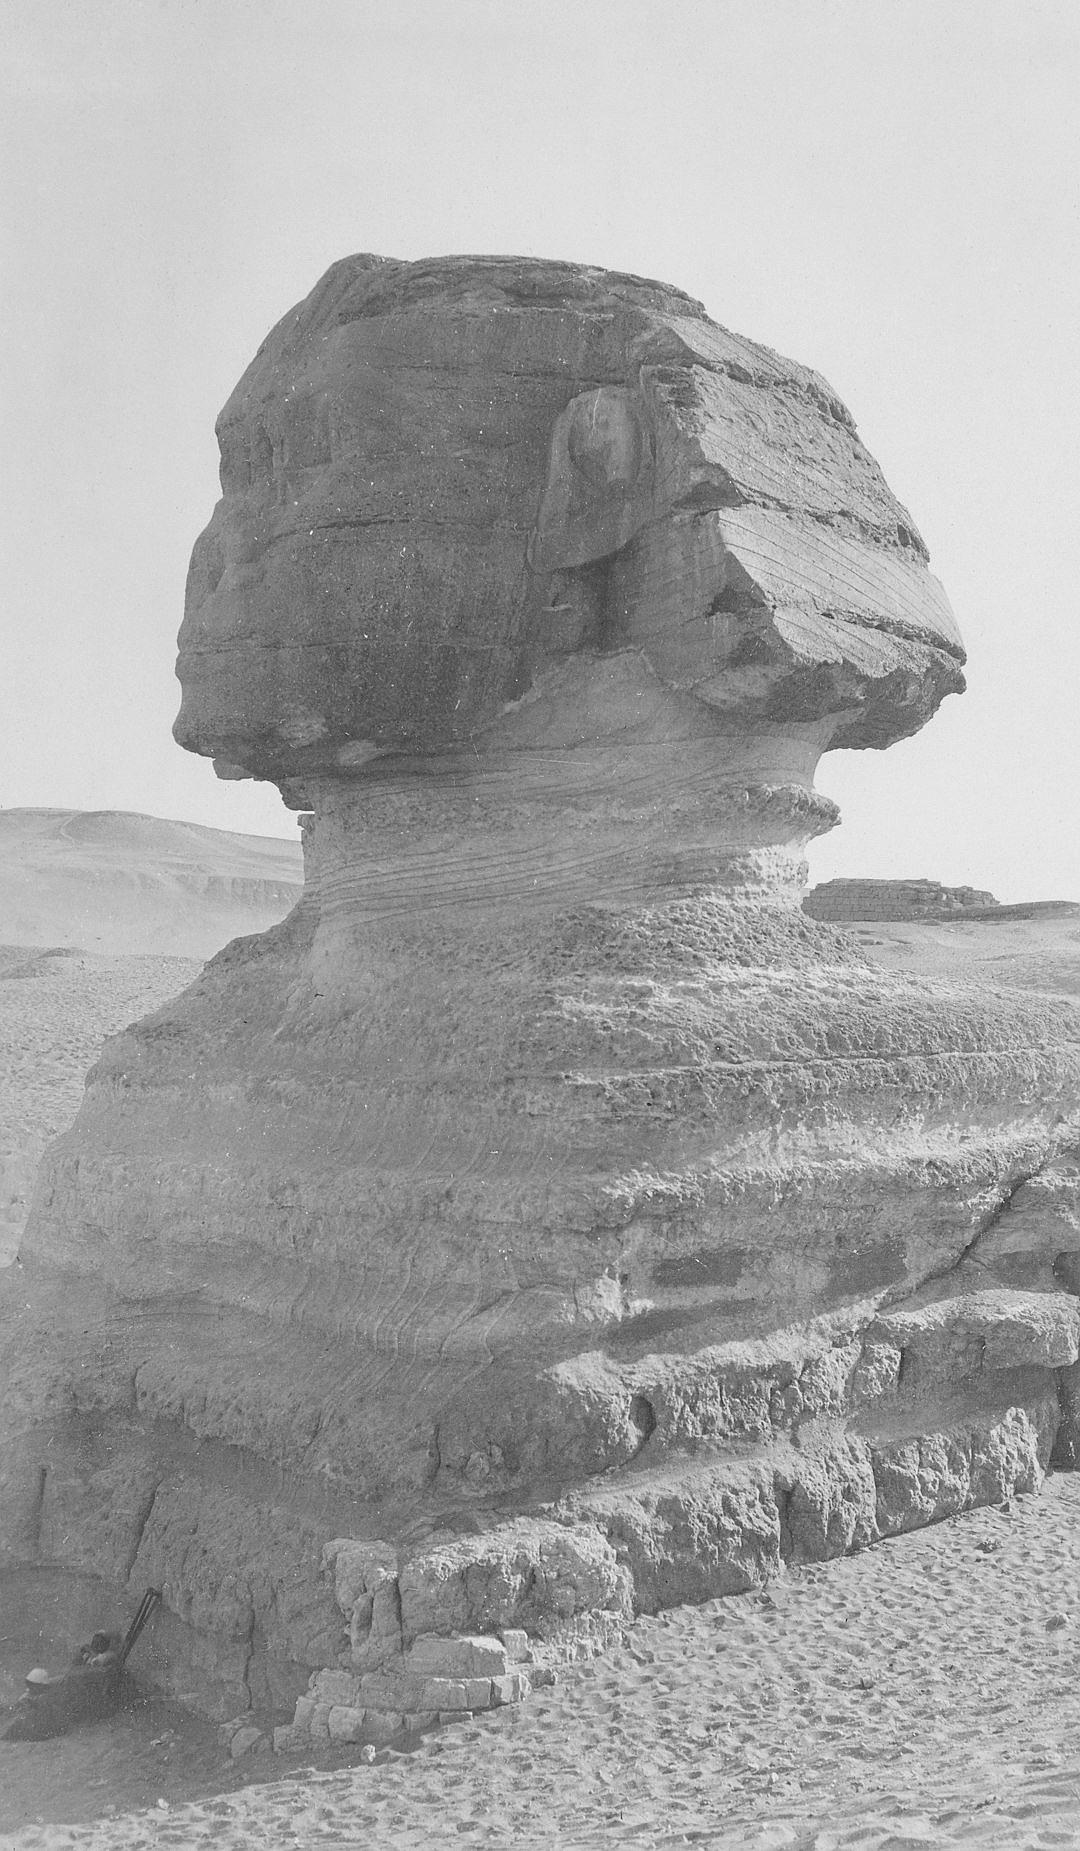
[[804, 878, 999, 921], [3, 256, 1080, 1728]]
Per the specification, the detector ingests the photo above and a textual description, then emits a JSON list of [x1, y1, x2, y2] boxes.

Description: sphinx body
[[3, 257, 1079, 1724]]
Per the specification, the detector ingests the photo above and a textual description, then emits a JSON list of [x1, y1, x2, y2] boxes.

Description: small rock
[[1046, 1612, 1070, 1631], [230, 1725, 265, 1760], [359, 1744, 377, 1764], [976, 1539, 1001, 1554]]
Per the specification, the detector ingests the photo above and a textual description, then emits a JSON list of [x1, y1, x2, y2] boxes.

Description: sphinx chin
[[3, 255, 1078, 1735]]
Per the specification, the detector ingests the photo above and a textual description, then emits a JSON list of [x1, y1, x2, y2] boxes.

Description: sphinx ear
[[529, 386, 655, 575]]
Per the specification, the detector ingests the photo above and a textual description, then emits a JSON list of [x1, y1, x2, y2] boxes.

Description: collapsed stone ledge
[[272, 1354, 1065, 1748], [275, 1629, 543, 1752]]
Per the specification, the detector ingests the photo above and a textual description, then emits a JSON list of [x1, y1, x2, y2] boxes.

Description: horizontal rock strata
[[3, 256, 1078, 1725], [804, 878, 999, 921]]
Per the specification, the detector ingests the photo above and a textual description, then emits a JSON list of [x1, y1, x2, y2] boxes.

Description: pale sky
[[2, 0, 1077, 900]]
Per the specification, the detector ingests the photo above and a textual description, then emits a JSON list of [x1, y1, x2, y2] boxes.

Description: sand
[[0, 946, 202, 1263], [0, 810, 301, 960], [3, 896, 1080, 1847], [4, 1478, 1080, 1848], [847, 912, 1080, 999]]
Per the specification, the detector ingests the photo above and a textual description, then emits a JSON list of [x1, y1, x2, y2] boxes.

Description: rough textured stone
[[173, 254, 964, 780], [804, 878, 998, 921], [418, 1678, 469, 1713], [310, 1668, 363, 1707], [362, 1710, 402, 1746], [229, 1724, 265, 1760], [2, 253, 1080, 1716], [403, 1711, 438, 1734], [408, 1634, 509, 1678], [327, 1704, 366, 1743]]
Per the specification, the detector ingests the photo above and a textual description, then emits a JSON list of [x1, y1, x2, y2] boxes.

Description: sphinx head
[[175, 254, 964, 787]]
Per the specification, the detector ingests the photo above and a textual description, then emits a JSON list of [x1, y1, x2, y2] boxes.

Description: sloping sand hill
[[0, 945, 203, 1263], [0, 810, 302, 958], [0, 808, 302, 1261]]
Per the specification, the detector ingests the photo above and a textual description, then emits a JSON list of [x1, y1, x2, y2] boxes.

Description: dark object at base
[[1, 1660, 124, 1741], [0, 1588, 160, 1742]]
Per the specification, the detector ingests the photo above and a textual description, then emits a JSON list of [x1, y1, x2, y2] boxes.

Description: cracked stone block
[[464, 1678, 493, 1710], [327, 1704, 366, 1742], [783, 1442, 878, 1563], [310, 1668, 362, 1706], [872, 1400, 1056, 1537], [982, 1296, 1080, 1370], [359, 1671, 416, 1708], [419, 1676, 469, 1711], [498, 1628, 531, 1661], [408, 1633, 509, 1677], [362, 1709, 403, 1746], [490, 1670, 531, 1705], [439, 1709, 472, 1725], [308, 1703, 332, 1741]]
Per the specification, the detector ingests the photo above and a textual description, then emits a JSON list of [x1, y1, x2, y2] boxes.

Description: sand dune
[[0, 810, 302, 958]]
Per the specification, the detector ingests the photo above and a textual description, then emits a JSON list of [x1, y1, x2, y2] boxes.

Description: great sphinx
[[3, 256, 1079, 1730]]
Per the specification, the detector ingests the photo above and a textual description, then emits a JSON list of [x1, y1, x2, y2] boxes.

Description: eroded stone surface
[[804, 878, 999, 921], [2, 255, 1079, 1722], [174, 254, 963, 785]]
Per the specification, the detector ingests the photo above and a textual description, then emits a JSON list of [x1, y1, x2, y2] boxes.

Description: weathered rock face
[[805, 878, 999, 921], [175, 252, 964, 786], [3, 256, 1080, 1725]]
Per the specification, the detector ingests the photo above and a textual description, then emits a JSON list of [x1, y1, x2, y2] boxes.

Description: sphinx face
[[175, 255, 965, 783]]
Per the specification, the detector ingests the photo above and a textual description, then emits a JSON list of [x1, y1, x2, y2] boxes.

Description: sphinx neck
[[298, 729, 837, 938]]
